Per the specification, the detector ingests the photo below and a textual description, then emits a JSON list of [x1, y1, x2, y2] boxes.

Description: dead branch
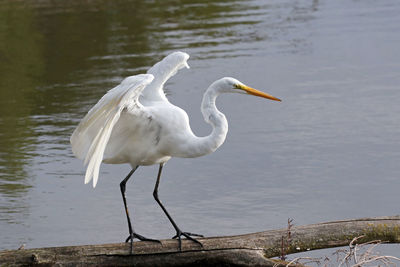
[[0, 216, 399, 266]]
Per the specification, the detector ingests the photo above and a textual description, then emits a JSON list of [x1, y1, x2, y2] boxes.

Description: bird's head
[[215, 77, 281, 102]]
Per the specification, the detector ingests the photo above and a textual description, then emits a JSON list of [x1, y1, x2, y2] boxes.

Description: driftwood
[[1, 216, 399, 266]]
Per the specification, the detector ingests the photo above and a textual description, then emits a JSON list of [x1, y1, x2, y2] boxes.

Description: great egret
[[70, 51, 281, 252]]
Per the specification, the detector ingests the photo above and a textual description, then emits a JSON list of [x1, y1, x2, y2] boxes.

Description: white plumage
[[70, 51, 281, 251], [71, 52, 191, 187], [71, 74, 154, 187]]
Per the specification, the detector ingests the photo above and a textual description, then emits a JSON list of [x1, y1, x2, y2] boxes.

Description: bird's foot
[[125, 233, 161, 254], [172, 230, 204, 251], [125, 232, 161, 243]]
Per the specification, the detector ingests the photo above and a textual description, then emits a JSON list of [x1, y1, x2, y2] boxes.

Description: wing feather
[[70, 74, 154, 187], [141, 51, 190, 102]]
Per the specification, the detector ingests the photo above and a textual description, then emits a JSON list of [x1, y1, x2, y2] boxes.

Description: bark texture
[[1, 216, 399, 266]]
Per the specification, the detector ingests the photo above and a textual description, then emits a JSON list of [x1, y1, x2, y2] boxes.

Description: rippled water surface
[[1, 0, 400, 257]]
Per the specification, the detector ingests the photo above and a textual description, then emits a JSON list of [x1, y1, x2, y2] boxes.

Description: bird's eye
[[234, 84, 242, 90]]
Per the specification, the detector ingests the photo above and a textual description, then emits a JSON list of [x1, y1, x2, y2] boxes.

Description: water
[[1, 0, 399, 259]]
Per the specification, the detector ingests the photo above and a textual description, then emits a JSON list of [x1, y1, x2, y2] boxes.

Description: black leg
[[153, 163, 203, 251], [120, 166, 160, 253]]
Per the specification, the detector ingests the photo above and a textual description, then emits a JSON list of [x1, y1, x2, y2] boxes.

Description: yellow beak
[[239, 84, 281, 101]]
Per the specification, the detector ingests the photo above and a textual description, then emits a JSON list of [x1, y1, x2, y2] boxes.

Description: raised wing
[[141, 51, 190, 102], [70, 74, 154, 187]]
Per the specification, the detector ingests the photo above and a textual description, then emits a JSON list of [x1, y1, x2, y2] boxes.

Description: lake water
[[1, 0, 399, 259]]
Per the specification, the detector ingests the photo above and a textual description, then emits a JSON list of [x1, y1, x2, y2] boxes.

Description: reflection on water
[[1, 0, 399, 256], [0, 0, 259, 220], [0, 0, 317, 225]]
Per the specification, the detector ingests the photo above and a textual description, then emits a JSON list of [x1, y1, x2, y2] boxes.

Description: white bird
[[70, 51, 281, 252]]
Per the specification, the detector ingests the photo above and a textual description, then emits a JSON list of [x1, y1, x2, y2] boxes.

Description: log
[[1, 216, 399, 266]]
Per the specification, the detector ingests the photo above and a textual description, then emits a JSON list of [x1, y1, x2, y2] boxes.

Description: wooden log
[[1, 216, 399, 266]]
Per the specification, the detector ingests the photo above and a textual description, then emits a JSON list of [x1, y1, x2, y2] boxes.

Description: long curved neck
[[201, 86, 229, 151], [177, 84, 228, 158]]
